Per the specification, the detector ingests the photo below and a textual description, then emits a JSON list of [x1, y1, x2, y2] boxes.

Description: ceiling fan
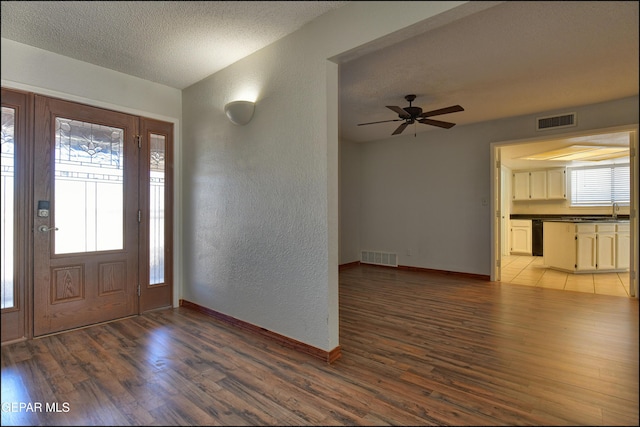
[[358, 94, 464, 136]]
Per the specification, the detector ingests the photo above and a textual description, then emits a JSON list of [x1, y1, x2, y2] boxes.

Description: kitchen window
[[569, 163, 630, 206]]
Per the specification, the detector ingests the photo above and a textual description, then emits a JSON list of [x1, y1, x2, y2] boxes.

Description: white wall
[[1, 39, 182, 120], [346, 96, 638, 276], [180, 1, 482, 351], [339, 139, 362, 265]]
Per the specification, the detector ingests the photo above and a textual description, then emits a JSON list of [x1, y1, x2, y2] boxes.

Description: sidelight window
[[1, 107, 16, 309], [149, 133, 165, 285]]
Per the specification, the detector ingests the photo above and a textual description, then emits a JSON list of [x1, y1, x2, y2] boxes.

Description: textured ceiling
[[1, 1, 638, 150], [0, 1, 348, 89], [338, 1, 639, 143]]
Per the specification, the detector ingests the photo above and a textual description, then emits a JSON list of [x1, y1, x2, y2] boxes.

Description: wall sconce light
[[224, 100, 255, 125]]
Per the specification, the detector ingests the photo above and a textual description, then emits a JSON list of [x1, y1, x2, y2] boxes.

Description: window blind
[[569, 164, 630, 206]]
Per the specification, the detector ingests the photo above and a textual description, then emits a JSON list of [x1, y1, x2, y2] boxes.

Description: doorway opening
[[491, 126, 638, 298]]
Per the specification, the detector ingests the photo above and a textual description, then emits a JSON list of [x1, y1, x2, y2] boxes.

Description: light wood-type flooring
[[502, 255, 631, 297], [2, 264, 638, 425]]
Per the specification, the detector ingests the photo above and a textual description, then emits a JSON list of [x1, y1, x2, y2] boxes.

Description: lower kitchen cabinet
[[616, 223, 630, 269], [510, 219, 532, 255], [544, 221, 629, 273], [576, 227, 597, 271], [595, 225, 616, 270]]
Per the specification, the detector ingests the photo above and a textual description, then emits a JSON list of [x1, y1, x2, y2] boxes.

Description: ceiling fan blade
[[392, 122, 410, 135], [420, 105, 464, 118], [386, 105, 410, 118], [418, 118, 456, 129], [358, 118, 403, 126]]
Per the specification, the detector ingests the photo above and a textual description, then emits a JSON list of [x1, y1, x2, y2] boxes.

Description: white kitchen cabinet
[[576, 224, 597, 271], [595, 224, 616, 270], [616, 223, 630, 269], [512, 168, 566, 200], [512, 171, 530, 201], [544, 221, 629, 273], [529, 170, 547, 200], [543, 221, 577, 271], [510, 219, 532, 255], [546, 168, 566, 200]]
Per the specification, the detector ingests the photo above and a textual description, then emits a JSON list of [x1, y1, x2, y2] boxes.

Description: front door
[[32, 95, 140, 336]]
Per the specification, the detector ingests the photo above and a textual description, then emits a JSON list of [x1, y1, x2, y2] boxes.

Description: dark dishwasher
[[532, 219, 543, 256]]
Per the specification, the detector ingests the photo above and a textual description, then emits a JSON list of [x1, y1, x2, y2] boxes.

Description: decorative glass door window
[[54, 118, 124, 254]]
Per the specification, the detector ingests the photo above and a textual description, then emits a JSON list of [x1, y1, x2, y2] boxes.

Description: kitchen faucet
[[612, 202, 618, 219]]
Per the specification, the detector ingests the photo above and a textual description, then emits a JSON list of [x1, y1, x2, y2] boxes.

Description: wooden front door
[[32, 95, 140, 336], [1, 88, 173, 342]]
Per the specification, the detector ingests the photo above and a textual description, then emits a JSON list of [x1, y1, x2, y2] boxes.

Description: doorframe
[[490, 124, 639, 299], [500, 165, 511, 257], [1, 81, 182, 341]]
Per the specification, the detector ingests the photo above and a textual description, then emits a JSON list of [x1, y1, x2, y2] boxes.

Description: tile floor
[[500, 255, 630, 297]]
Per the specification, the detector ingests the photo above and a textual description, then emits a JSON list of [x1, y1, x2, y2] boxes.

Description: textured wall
[[339, 139, 362, 265], [180, 2, 471, 351], [181, 36, 334, 348], [351, 96, 639, 276]]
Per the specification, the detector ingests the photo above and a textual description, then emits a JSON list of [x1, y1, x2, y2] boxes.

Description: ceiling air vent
[[536, 112, 576, 131]]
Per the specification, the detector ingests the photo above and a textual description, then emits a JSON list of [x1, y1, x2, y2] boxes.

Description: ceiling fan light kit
[[358, 94, 464, 136]]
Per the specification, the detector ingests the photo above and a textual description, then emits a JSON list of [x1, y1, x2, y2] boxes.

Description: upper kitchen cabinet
[[546, 168, 567, 199], [512, 167, 566, 201], [512, 171, 531, 200]]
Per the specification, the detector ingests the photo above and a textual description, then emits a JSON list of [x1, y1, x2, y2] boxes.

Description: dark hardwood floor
[[2, 264, 638, 426]]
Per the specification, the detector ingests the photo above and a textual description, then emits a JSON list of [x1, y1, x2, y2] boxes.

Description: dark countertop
[[542, 218, 629, 223], [510, 214, 563, 221], [510, 214, 630, 221]]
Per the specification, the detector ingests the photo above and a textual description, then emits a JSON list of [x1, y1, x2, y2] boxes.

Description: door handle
[[38, 225, 59, 232]]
